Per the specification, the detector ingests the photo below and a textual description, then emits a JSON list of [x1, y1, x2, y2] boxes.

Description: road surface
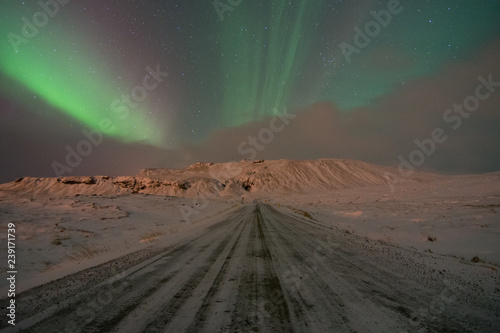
[[2, 203, 499, 332]]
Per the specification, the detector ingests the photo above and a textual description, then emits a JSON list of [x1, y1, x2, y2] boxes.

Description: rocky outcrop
[[0, 159, 438, 198]]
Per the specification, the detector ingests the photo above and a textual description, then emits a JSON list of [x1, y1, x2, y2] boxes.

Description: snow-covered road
[[3, 203, 499, 332]]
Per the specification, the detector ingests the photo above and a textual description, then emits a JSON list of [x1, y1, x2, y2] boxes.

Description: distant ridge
[[0, 159, 437, 198]]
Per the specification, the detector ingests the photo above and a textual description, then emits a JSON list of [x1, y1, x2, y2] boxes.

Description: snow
[[0, 192, 235, 293], [276, 171, 500, 266], [0, 159, 436, 198], [0, 158, 498, 296]]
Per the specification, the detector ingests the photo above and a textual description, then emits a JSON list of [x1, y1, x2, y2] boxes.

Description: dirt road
[[2, 203, 499, 332]]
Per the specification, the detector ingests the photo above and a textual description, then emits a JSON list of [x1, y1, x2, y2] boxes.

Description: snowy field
[[0, 160, 499, 331], [276, 172, 500, 266], [0, 161, 499, 294], [0, 193, 235, 293]]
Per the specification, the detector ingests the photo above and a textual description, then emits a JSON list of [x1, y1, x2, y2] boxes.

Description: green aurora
[[1, 0, 499, 145], [0, 3, 165, 146]]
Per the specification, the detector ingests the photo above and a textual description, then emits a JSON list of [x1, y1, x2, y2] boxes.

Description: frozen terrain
[[0, 159, 436, 198], [0, 159, 499, 332]]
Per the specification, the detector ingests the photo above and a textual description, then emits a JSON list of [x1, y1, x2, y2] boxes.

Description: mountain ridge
[[0, 158, 438, 198]]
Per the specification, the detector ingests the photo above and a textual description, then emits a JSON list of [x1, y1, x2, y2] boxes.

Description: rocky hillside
[[0, 159, 437, 198]]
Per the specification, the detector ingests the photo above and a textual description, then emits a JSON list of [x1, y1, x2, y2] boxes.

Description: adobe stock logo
[[384, 74, 499, 191], [237, 107, 296, 160], [7, 0, 71, 53], [339, 0, 403, 63]]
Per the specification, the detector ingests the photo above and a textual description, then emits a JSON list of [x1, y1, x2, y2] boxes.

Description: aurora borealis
[[1, 1, 168, 146], [1, 0, 500, 181]]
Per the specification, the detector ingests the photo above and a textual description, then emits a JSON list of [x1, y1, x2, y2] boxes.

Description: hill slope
[[0, 159, 437, 198]]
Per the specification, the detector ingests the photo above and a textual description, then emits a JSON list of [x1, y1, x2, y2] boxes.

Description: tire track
[[13, 206, 249, 333], [119, 208, 248, 332], [159, 214, 248, 332], [260, 204, 494, 332], [229, 204, 292, 333], [259, 205, 352, 332], [261, 204, 420, 331], [185, 219, 248, 332], [6, 203, 499, 333], [187, 208, 253, 333]]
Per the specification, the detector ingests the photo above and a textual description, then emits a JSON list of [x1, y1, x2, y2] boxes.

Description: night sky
[[1, 0, 499, 183]]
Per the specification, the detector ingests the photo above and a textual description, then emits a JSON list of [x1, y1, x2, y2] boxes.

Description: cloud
[[175, 39, 500, 174]]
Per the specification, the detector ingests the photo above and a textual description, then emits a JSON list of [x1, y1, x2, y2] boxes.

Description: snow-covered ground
[[275, 171, 500, 266], [0, 192, 235, 293], [0, 159, 499, 331], [1, 159, 499, 295]]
